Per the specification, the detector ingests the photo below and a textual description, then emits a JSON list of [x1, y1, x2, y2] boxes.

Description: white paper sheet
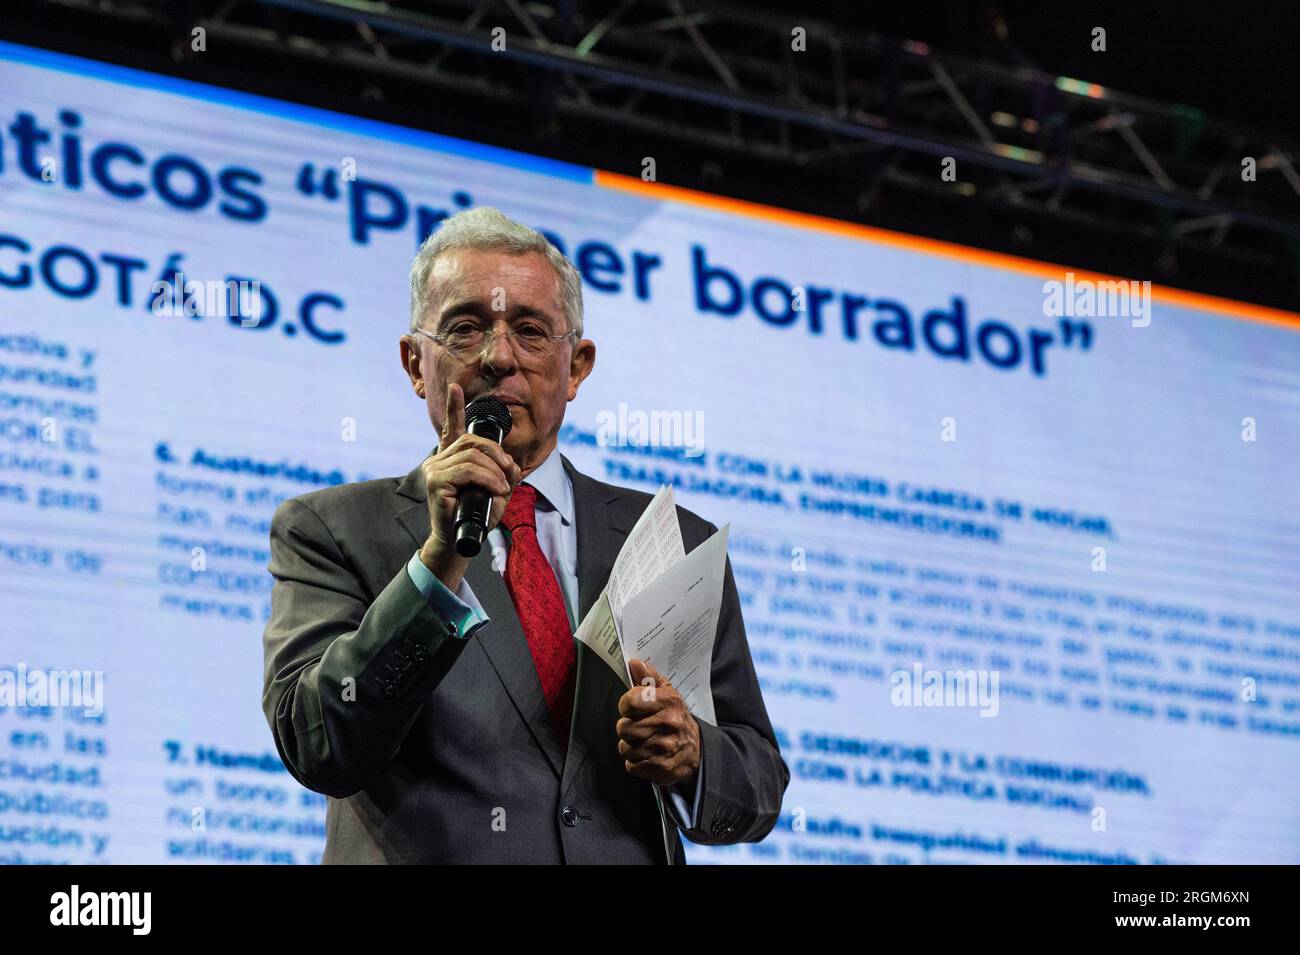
[[575, 484, 684, 684], [573, 591, 628, 685], [604, 484, 686, 627], [616, 525, 729, 726]]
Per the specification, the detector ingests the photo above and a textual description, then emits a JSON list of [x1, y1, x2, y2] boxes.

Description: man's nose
[[479, 326, 518, 376]]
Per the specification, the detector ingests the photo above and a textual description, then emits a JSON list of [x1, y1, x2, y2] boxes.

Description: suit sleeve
[[261, 497, 468, 798], [674, 521, 790, 845]]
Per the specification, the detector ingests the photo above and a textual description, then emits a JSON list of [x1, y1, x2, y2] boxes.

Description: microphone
[[453, 395, 514, 557]]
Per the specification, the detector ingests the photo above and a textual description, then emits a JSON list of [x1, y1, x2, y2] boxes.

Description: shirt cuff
[[405, 550, 490, 639], [662, 746, 704, 830]]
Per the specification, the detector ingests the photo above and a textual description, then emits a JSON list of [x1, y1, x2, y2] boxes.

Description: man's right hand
[[418, 382, 521, 590]]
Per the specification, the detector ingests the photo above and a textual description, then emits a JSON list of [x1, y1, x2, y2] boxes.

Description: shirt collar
[[523, 445, 574, 527], [428, 442, 573, 526]]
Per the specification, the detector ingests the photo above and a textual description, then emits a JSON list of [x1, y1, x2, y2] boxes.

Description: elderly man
[[262, 206, 788, 863]]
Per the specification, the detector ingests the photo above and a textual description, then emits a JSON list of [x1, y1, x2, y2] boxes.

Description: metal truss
[[16, 0, 1300, 287]]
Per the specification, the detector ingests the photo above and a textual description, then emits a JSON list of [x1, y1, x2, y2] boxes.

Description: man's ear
[[400, 336, 426, 398], [567, 339, 596, 401]]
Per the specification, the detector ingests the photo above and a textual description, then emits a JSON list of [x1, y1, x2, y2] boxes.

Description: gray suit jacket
[[262, 452, 788, 863]]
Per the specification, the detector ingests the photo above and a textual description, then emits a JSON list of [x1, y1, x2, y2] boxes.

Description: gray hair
[[408, 206, 584, 338]]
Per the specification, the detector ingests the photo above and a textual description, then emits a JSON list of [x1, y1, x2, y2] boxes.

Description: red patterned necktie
[[501, 482, 576, 750]]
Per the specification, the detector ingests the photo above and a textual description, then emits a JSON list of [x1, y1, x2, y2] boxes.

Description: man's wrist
[[674, 724, 702, 794], [419, 539, 471, 591]]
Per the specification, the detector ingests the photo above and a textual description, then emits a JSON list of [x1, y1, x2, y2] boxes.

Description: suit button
[[560, 806, 579, 827]]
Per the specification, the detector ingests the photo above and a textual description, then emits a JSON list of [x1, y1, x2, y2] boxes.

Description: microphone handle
[[452, 419, 507, 557]]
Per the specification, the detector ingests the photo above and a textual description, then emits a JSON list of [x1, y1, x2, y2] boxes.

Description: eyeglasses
[[411, 320, 577, 359]]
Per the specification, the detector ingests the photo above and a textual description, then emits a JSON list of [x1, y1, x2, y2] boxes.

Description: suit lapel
[[394, 460, 565, 780], [560, 455, 635, 797], [464, 543, 568, 780], [564, 455, 619, 622], [560, 460, 674, 861]]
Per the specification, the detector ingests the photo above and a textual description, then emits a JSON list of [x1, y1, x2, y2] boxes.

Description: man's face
[[401, 248, 595, 471]]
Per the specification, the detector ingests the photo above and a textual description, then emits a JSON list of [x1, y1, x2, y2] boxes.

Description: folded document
[[573, 484, 729, 726]]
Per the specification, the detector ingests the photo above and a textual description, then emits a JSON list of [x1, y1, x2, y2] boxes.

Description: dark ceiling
[[774, 0, 1300, 136]]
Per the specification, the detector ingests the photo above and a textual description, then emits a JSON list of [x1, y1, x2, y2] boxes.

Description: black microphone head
[[455, 522, 485, 558], [464, 395, 514, 440]]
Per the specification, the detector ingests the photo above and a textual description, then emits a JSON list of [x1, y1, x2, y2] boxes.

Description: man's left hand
[[617, 659, 701, 788]]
